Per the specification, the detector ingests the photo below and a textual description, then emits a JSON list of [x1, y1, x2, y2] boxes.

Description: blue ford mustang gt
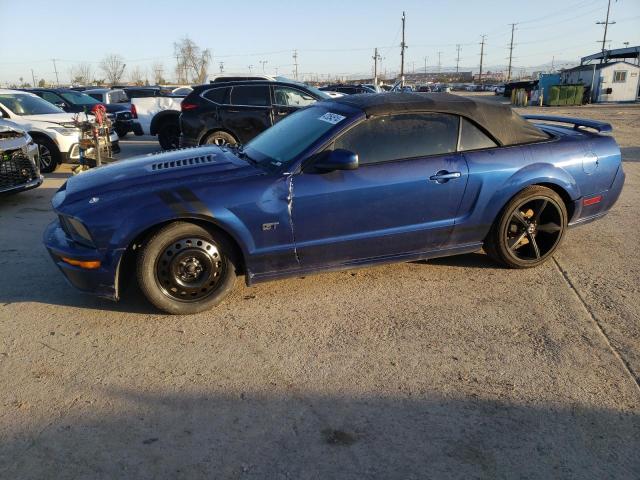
[[44, 93, 625, 314]]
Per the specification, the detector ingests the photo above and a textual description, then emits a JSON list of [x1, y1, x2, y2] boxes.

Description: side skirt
[[246, 242, 483, 286]]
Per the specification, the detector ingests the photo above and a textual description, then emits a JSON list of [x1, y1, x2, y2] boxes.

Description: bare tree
[[174, 37, 211, 84], [151, 62, 165, 84], [100, 54, 126, 85], [72, 62, 92, 85], [129, 66, 145, 86]]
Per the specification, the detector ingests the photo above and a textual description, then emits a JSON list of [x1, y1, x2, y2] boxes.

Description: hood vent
[[151, 154, 220, 171]]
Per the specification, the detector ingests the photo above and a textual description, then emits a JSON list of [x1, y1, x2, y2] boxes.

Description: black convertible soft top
[[328, 92, 549, 146]]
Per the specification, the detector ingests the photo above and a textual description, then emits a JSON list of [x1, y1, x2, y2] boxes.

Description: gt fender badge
[[262, 222, 279, 231]]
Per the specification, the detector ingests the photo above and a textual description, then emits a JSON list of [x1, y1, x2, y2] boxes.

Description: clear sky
[[0, 0, 638, 85]]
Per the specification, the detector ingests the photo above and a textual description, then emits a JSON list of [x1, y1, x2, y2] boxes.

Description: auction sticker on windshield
[[318, 112, 346, 124]]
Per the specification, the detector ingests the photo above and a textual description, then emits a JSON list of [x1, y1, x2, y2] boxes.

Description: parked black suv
[[26, 88, 135, 138], [180, 81, 330, 147]]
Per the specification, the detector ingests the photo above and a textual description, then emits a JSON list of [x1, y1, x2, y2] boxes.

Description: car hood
[[54, 146, 260, 207], [19, 112, 80, 126]]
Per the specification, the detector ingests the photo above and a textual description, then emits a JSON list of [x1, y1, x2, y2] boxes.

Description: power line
[[596, 0, 616, 61], [51, 59, 59, 86], [399, 11, 407, 83], [507, 23, 516, 82], [478, 35, 487, 85], [292, 50, 299, 80]]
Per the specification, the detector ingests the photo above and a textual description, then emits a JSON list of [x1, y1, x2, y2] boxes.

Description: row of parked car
[[1, 75, 501, 182]]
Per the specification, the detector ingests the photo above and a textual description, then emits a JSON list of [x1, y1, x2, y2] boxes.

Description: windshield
[[245, 105, 350, 169], [60, 91, 100, 105], [0, 93, 64, 115]]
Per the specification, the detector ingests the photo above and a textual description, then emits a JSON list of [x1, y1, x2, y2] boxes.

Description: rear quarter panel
[[451, 128, 621, 246]]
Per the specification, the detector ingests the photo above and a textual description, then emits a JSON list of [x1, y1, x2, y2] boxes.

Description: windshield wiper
[[234, 144, 258, 166]]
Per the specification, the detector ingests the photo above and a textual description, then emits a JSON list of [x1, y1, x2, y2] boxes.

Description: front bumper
[[43, 219, 123, 300], [0, 174, 43, 194]]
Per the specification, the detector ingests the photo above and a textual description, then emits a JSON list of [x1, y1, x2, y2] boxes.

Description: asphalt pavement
[[0, 115, 639, 479]]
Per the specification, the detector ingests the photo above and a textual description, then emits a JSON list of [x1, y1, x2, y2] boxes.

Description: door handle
[[429, 170, 461, 183]]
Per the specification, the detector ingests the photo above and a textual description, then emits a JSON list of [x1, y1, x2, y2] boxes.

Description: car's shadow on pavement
[[426, 252, 497, 269], [621, 147, 640, 162], [1, 386, 638, 479]]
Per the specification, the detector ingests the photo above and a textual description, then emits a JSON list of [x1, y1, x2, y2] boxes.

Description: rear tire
[[137, 222, 237, 314], [115, 125, 128, 139], [484, 186, 567, 268], [202, 131, 237, 147], [33, 136, 60, 173], [157, 120, 180, 150]]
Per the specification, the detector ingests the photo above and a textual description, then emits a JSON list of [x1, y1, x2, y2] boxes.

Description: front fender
[[108, 204, 254, 263]]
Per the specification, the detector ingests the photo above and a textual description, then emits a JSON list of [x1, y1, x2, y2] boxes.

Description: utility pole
[[372, 48, 381, 85], [31, 69, 36, 87], [455, 44, 461, 73], [478, 35, 486, 85], [551, 56, 555, 72], [219, 62, 224, 73], [437, 51, 442, 73], [400, 11, 407, 85], [51, 59, 59, 86], [507, 23, 516, 82], [259, 60, 268, 73], [596, 0, 615, 62], [292, 50, 299, 80]]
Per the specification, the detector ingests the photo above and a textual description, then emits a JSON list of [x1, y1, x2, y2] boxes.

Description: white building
[[561, 61, 640, 103], [560, 46, 640, 103]]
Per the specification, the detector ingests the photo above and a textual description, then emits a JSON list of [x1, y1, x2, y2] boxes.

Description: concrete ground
[[0, 105, 639, 479]]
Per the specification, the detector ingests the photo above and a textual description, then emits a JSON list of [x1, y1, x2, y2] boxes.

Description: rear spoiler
[[522, 115, 612, 133]]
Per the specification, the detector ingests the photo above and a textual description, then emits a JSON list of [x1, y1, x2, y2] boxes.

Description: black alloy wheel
[[485, 186, 567, 268], [137, 222, 237, 314]]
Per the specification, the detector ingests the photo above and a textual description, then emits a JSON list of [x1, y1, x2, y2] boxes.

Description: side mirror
[[314, 149, 359, 172], [54, 102, 67, 110]]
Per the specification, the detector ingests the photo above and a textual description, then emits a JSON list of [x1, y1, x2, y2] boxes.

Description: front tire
[[33, 136, 60, 173], [137, 222, 237, 314], [157, 120, 180, 150], [484, 186, 567, 268]]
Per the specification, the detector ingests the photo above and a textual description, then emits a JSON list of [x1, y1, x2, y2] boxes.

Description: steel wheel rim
[[39, 144, 52, 170], [504, 196, 563, 262], [154, 237, 225, 302]]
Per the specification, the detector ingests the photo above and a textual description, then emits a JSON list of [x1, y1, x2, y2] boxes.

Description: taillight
[[181, 102, 198, 112], [130, 103, 137, 118]]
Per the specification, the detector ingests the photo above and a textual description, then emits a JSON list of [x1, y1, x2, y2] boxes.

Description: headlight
[[60, 215, 94, 246], [47, 126, 79, 136]]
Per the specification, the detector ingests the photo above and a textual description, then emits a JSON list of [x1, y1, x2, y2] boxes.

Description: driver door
[[291, 113, 469, 268]]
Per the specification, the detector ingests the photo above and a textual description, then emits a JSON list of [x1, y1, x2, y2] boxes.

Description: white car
[[0, 89, 118, 172]]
